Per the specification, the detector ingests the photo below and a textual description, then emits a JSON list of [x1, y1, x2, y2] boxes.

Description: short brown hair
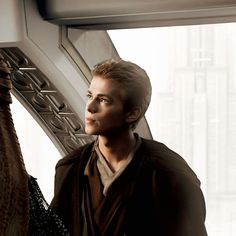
[[92, 59, 152, 128]]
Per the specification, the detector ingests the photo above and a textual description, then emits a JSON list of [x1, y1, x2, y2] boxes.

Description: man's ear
[[125, 106, 142, 123]]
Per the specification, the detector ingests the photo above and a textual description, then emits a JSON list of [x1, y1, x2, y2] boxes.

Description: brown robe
[[50, 138, 207, 236]]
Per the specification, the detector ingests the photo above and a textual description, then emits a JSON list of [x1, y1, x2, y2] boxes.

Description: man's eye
[[100, 98, 109, 103], [86, 93, 92, 99]]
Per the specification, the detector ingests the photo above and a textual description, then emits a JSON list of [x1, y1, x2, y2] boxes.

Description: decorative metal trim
[[0, 47, 94, 155]]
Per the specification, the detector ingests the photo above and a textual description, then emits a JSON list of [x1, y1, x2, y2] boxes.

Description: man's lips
[[85, 117, 95, 124]]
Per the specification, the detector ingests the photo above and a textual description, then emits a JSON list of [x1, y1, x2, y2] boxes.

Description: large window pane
[[108, 23, 236, 236]]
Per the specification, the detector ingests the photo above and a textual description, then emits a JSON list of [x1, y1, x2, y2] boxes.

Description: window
[[108, 23, 236, 236]]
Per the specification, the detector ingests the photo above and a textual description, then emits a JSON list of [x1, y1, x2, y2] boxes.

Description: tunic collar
[[84, 133, 141, 196]]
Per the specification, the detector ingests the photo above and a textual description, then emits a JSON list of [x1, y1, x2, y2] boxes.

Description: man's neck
[[98, 131, 137, 172]]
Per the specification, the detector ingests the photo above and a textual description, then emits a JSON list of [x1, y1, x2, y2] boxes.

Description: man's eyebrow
[[86, 90, 113, 99], [97, 93, 111, 97]]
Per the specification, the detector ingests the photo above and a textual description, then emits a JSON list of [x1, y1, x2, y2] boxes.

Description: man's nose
[[86, 99, 97, 113]]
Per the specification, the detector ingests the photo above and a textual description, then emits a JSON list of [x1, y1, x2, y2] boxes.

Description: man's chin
[[85, 128, 98, 135]]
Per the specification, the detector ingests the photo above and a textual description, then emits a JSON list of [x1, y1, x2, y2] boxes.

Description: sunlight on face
[[85, 76, 128, 135]]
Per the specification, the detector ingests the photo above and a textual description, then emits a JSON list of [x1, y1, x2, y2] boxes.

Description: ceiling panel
[[36, 0, 236, 29]]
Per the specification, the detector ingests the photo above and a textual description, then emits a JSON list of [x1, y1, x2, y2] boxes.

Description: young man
[[50, 59, 207, 236]]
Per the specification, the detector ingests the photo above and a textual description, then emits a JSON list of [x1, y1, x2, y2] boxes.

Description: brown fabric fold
[[0, 53, 29, 236]]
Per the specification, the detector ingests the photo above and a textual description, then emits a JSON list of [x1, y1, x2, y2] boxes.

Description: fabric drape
[[0, 53, 29, 235]]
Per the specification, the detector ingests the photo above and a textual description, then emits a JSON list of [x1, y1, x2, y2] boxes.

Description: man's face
[[85, 75, 128, 135]]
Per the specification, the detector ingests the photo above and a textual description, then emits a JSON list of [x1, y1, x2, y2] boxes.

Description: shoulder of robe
[[139, 138, 200, 185], [56, 142, 95, 168]]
